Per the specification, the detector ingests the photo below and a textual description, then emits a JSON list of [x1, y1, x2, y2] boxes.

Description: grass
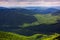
[[34, 14, 60, 24], [1, 14, 60, 28], [0, 31, 60, 40], [19, 14, 60, 28]]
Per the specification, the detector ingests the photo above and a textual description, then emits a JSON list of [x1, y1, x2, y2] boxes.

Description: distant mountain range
[[0, 7, 60, 15], [24, 7, 60, 14]]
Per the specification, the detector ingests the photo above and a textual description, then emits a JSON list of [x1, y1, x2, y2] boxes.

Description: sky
[[0, 0, 60, 7]]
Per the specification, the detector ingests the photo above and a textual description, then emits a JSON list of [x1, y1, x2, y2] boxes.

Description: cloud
[[44, 0, 60, 1], [0, 1, 60, 7], [0, 0, 60, 7], [0, 0, 60, 2], [15, 0, 40, 2], [15, 0, 60, 2]]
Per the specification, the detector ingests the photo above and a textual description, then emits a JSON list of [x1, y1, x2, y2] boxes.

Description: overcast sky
[[0, 0, 60, 7]]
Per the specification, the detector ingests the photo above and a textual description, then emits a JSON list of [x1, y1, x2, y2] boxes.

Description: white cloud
[[0, 1, 60, 7], [0, 0, 60, 2]]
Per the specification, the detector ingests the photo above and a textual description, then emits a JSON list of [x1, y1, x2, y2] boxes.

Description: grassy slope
[[34, 14, 60, 24], [0, 31, 60, 40], [20, 14, 60, 27], [1, 14, 60, 28]]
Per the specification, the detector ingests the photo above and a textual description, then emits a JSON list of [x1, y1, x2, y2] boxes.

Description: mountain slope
[[0, 14, 60, 36], [24, 7, 48, 13], [0, 7, 60, 37], [42, 8, 59, 14], [0, 31, 22, 40], [25, 7, 60, 14], [52, 10, 60, 15], [0, 31, 60, 40], [0, 7, 37, 25]]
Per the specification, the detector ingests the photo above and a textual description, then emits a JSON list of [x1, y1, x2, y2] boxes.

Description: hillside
[[42, 8, 59, 14], [0, 7, 38, 15], [25, 7, 60, 14], [0, 7, 37, 25], [52, 10, 60, 15], [0, 31, 60, 40], [0, 7, 60, 40], [13, 14, 60, 35], [0, 14, 60, 36], [34, 14, 60, 24]]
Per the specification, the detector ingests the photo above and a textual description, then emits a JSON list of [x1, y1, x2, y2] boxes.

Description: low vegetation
[[34, 14, 60, 24], [0, 14, 60, 28], [0, 31, 60, 40], [20, 14, 60, 27]]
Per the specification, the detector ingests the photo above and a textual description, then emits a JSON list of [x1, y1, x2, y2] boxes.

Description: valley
[[0, 7, 60, 40]]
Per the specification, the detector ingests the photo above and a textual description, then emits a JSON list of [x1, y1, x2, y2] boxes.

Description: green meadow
[[0, 31, 60, 40], [20, 14, 60, 28]]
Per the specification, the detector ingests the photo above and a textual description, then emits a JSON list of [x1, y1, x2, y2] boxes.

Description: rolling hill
[[0, 31, 60, 40], [24, 7, 60, 14], [52, 10, 60, 15], [0, 7, 60, 39], [0, 7, 37, 25], [0, 13, 60, 36]]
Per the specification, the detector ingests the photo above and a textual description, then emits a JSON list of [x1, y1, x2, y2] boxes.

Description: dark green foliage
[[0, 8, 37, 25]]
